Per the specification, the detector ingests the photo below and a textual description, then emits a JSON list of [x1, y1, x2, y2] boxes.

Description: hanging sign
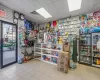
[[0, 10, 6, 17]]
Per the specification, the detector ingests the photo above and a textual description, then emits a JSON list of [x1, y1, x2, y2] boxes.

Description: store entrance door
[[1, 21, 17, 68]]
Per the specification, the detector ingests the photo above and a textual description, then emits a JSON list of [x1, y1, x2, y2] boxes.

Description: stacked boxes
[[57, 51, 69, 73]]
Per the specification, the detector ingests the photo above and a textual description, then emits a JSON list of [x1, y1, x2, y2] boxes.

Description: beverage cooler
[[0, 21, 17, 68], [79, 34, 92, 65], [92, 33, 100, 67], [79, 33, 100, 68]]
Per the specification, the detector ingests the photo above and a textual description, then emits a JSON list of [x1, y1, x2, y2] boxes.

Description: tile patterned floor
[[0, 60, 100, 80]]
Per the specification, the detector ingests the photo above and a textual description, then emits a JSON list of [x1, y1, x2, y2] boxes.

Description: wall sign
[[0, 10, 6, 17]]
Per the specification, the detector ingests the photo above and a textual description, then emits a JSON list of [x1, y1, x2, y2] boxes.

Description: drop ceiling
[[0, 0, 100, 24]]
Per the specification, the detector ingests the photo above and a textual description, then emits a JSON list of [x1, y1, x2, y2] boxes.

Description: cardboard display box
[[63, 43, 70, 52], [57, 51, 69, 73]]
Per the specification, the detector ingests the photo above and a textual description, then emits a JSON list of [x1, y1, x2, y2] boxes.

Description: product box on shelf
[[63, 42, 70, 52], [57, 51, 69, 73]]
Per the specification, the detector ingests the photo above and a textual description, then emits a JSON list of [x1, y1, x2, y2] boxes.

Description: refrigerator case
[[79, 34, 92, 65], [92, 33, 100, 67]]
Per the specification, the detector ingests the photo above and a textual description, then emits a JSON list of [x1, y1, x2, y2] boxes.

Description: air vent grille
[[31, 11, 40, 15]]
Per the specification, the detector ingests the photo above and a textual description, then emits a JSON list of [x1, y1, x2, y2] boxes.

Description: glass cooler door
[[92, 33, 100, 67], [79, 34, 92, 65]]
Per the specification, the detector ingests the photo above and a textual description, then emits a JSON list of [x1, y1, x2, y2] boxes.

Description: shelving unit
[[37, 16, 80, 67], [79, 34, 92, 65], [34, 43, 63, 65], [58, 16, 80, 35], [92, 33, 100, 67], [37, 32, 44, 43]]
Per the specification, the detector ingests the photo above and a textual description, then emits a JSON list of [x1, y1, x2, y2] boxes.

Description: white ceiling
[[0, 0, 100, 24]]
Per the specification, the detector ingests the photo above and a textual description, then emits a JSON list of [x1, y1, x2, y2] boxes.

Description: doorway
[[0, 21, 17, 68]]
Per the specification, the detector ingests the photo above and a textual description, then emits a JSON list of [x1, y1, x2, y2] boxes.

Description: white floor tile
[[0, 60, 99, 80]]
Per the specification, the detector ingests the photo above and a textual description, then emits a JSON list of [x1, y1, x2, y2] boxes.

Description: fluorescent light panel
[[67, 0, 82, 12], [36, 7, 52, 18]]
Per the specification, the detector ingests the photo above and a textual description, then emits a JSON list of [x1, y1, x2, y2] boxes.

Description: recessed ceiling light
[[36, 7, 52, 18], [67, 0, 82, 12]]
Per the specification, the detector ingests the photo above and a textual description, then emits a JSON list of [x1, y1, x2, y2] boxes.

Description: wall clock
[[14, 12, 19, 19], [20, 14, 24, 20]]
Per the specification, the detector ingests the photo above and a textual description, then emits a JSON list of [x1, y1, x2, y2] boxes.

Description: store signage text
[[0, 10, 6, 17]]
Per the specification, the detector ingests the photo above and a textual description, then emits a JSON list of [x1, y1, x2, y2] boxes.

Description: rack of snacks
[[92, 33, 100, 67], [34, 43, 63, 65], [79, 34, 92, 65]]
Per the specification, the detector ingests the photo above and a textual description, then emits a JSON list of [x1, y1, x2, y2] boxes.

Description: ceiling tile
[[52, 0, 61, 2], [27, 14, 44, 23], [16, 0, 41, 12], [0, 0, 41, 13], [25, 0, 41, 12], [0, 0, 25, 11], [80, 0, 95, 14], [44, 3, 58, 17], [92, 0, 100, 12], [54, 0, 70, 17], [37, 0, 53, 6]]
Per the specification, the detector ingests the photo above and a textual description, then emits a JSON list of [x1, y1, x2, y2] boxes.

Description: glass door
[[1, 21, 17, 67], [79, 34, 92, 65], [92, 33, 100, 67], [0, 21, 1, 68]]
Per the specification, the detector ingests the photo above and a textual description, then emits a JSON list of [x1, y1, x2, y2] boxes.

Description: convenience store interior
[[0, 0, 100, 80]]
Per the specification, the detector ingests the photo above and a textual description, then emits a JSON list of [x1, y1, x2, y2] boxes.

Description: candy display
[[34, 43, 62, 65], [42, 43, 63, 51], [51, 57, 58, 64], [42, 55, 50, 62], [51, 51, 59, 56]]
